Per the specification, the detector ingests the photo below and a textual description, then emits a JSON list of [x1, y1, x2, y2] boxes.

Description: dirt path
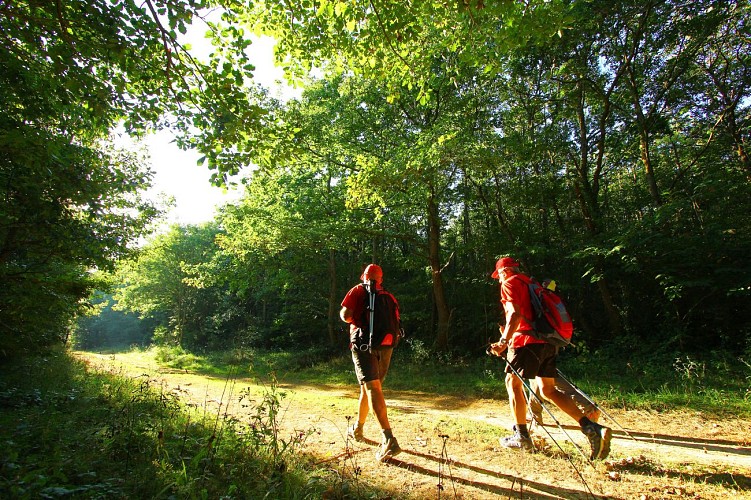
[[80, 352, 751, 499]]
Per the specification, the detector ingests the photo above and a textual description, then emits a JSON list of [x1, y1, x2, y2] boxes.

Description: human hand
[[487, 342, 507, 357]]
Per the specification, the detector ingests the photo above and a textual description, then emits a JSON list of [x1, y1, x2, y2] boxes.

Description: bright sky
[[142, 33, 297, 226], [141, 130, 242, 226]]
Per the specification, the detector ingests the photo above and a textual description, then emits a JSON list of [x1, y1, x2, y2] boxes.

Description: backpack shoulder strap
[[506, 274, 537, 324]]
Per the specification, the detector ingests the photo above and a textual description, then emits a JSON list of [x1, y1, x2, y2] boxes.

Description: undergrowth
[[6, 340, 747, 499], [0, 347, 385, 499], [95, 340, 751, 418]]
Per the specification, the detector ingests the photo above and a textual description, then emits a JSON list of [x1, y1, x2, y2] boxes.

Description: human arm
[[340, 284, 365, 326], [500, 300, 523, 342], [488, 300, 523, 355], [340, 306, 354, 324]]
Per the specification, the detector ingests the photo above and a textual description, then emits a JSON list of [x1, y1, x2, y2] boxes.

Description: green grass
[[145, 340, 751, 418], [0, 347, 386, 499], [157, 342, 750, 419], [3, 343, 748, 498], [554, 347, 751, 417]]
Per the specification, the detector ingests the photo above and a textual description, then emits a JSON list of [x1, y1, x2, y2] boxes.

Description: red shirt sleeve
[[341, 284, 367, 332]]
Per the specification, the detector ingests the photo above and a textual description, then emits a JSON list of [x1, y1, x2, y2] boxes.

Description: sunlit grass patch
[[84, 341, 751, 418], [0, 348, 389, 499]]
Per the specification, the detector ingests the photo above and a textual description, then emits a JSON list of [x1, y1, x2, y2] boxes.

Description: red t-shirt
[[341, 284, 370, 335], [501, 273, 545, 349]]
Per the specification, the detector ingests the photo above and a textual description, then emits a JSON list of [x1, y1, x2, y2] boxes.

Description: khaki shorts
[[351, 348, 393, 384]]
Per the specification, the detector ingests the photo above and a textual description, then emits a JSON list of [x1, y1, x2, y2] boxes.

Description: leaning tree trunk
[[638, 127, 662, 207], [723, 105, 751, 181]]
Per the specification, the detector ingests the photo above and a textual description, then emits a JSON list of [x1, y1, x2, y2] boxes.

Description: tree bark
[[572, 82, 624, 337], [327, 248, 338, 347], [428, 192, 451, 350], [719, 96, 751, 181], [638, 126, 662, 206]]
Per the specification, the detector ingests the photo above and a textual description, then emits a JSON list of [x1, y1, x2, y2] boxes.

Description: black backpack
[[352, 282, 402, 352]]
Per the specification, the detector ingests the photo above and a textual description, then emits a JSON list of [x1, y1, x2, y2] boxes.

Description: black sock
[[517, 424, 530, 437], [383, 428, 393, 440], [579, 417, 594, 428]]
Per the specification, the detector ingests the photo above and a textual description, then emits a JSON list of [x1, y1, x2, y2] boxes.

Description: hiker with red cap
[[487, 256, 612, 460], [340, 263, 402, 462], [527, 280, 601, 427]]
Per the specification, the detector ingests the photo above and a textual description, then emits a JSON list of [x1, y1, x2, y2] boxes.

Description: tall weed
[[238, 375, 311, 467]]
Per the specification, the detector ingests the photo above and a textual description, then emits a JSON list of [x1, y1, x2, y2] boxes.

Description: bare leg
[[540, 375, 611, 459], [364, 379, 390, 430], [356, 383, 369, 426], [505, 372, 528, 425], [555, 375, 599, 418], [528, 378, 543, 419], [365, 378, 401, 460], [537, 376, 585, 422]]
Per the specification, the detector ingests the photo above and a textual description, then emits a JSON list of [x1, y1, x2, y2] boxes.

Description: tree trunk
[[723, 105, 751, 181], [327, 248, 338, 347], [625, 50, 663, 207], [573, 87, 600, 234], [639, 128, 662, 206], [428, 193, 451, 350], [594, 262, 623, 338], [572, 83, 623, 338]]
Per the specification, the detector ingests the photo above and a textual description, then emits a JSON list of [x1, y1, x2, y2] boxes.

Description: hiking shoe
[[583, 423, 612, 460], [499, 431, 535, 452], [375, 436, 402, 462], [585, 408, 601, 424], [347, 423, 364, 442]]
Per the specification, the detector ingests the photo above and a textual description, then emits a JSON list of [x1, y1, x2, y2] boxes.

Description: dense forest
[[2, 0, 749, 364]]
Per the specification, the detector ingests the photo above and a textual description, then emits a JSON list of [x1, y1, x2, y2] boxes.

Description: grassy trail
[[78, 350, 751, 499]]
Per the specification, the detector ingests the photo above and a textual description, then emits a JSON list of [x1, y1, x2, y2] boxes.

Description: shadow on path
[[555, 423, 751, 457], [342, 438, 602, 499]]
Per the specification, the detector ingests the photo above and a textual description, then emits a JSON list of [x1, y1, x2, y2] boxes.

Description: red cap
[[361, 264, 383, 283], [491, 257, 520, 278]]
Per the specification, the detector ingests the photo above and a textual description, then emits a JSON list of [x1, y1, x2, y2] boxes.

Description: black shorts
[[351, 348, 393, 384], [505, 343, 557, 379]]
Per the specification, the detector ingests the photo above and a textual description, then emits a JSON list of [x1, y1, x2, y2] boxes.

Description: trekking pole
[[493, 349, 592, 463], [556, 368, 637, 442], [365, 279, 376, 352], [437, 434, 457, 499], [486, 348, 595, 499]]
